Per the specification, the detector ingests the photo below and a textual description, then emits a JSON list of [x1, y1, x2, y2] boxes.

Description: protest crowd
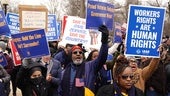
[[0, 1, 170, 96]]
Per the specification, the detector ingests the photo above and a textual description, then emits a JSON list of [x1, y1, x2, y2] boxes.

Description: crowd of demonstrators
[[96, 55, 144, 96], [58, 25, 109, 96], [1, 29, 170, 96], [0, 64, 11, 96], [16, 59, 48, 96]]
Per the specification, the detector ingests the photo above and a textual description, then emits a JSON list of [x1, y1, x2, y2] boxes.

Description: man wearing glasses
[[58, 25, 109, 96]]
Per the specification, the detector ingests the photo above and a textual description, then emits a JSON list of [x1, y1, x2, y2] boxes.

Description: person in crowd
[[48, 41, 59, 57], [54, 43, 74, 69], [127, 56, 160, 93], [166, 57, 170, 96], [16, 59, 48, 96], [96, 55, 143, 96], [0, 40, 15, 96], [58, 25, 109, 96], [7, 39, 21, 96], [86, 49, 109, 94], [145, 43, 170, 96], [0, 64, 11, 96], [137, 57, 150, 68], [38, 55, 62, 96]]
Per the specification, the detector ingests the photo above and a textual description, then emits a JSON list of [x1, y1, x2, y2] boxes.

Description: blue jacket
[[59, 44, 108, 96], [54, 51, 71, 68]]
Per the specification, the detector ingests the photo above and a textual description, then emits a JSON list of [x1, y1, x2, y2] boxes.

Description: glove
[[98, 25, 109, 44]]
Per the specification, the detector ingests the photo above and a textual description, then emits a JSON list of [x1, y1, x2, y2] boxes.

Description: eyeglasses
[[73, 51, 83, 55], [130, 59, 137, 63], [120, 74, 134, 80]]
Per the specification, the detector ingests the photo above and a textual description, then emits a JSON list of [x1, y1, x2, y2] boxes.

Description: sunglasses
[[120, 74, 134, 80], [73, 51, 83, 55]]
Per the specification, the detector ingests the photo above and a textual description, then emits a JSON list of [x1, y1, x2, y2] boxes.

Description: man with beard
[[58, 25, 109, 96]]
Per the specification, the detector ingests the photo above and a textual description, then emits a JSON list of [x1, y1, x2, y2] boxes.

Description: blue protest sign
[[114, 22, 123, 43], [46, 14, 59, 41], [11, 29, 50, 59], [6, 12, 20, 34], [86, 1, 114, 30], [0, 52, 7, 67], [125, 5, 166, 57], [57, 21, 61, 39], [0, 7, 10, 36]]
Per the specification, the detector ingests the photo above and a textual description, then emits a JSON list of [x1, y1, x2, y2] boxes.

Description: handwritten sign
[[62, 16, 91, 46], [19, 5, 48, 32], [125, 5, 166, 57], [11, 29, 50, 59]]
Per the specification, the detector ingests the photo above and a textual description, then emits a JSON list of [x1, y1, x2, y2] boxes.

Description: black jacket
[[16, 59, 48, 96], [96, 84, 144, 96]]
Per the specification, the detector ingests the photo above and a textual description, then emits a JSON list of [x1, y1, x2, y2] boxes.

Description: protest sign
[[11, 29, 50, 59], [61, 15, 68, 35], [62, 16, 91, 46], [46, 14, 59, 41], [18, 5, 48, 32], [114, 22, 123, 43], [6, 12, 20, 34], [57, 21, 61, 39], [10, 40, 22, 66], [0, 5, 10, 35], [125, 5, 166, 57], [86, 1, 114, 30]]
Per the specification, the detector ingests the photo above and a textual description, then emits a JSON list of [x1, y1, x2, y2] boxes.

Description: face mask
[[30, 76, 44, 85]]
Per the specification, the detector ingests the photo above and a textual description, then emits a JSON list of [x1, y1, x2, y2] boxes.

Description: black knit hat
[[28, 67, 42, 77]]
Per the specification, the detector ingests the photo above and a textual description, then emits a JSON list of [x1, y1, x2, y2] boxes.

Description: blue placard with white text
[[86, 1, 114, 30], [46, 14, 60, 41], [125, 5, 166, 57], [11, 29, 50, 59], [0, 6, 10, 36], [6, 12, 20, 34]]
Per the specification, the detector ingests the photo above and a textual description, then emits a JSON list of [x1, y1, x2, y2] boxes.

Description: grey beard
[[73, 59, 83, 65]]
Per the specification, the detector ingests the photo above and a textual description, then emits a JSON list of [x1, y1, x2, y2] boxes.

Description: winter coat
[[16, 60, 48, 96], [59, 44, 108, 96], [54, 50, 71, 68], [39, 58, 62, 96], [0, 65, 10, 96], [96, 83, 144, 96]]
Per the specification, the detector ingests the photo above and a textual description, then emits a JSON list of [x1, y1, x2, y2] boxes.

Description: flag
[[75, 78, 84, 87], [84, 87, 94, 96]]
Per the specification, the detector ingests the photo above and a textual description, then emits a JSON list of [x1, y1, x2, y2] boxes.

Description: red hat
[[71, 45, 82, 52]]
